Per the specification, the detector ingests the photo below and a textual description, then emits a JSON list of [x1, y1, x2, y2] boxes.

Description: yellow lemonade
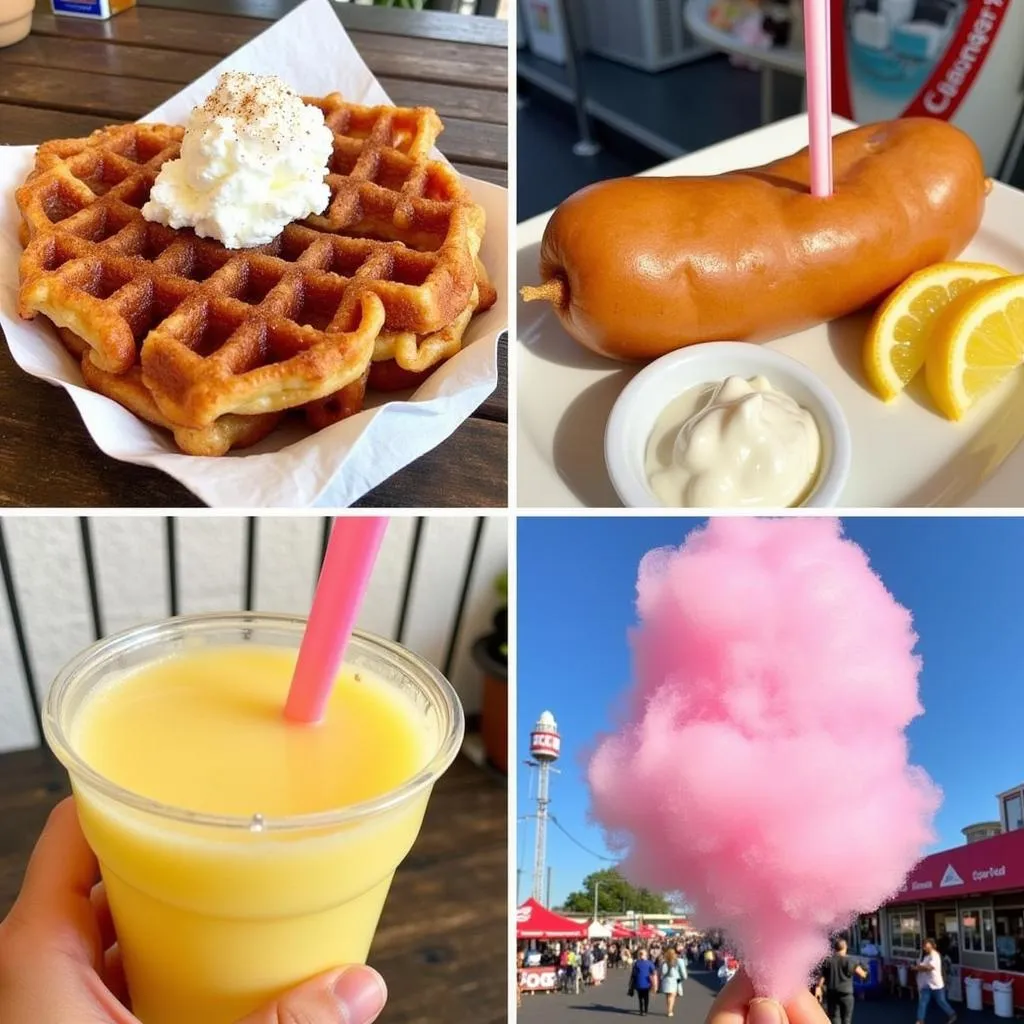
[[45, 621, 460, 1024]]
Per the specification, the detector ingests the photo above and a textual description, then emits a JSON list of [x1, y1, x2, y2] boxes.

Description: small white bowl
[[605, 342, 852, 509]]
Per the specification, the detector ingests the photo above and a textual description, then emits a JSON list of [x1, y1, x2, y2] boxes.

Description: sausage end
[[521, 276, 568, 309]]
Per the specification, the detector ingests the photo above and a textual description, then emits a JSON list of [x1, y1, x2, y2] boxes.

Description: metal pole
[[997, 99, 1024, 184], [532, 761, 550, 902], [594, 879, 601, 919], [760, 66, 775, 126], [547, 866, 554, 908], [554, 0, 600, 156]]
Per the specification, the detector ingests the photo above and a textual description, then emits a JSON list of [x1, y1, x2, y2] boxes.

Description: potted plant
[[473, 571, 507, 773]]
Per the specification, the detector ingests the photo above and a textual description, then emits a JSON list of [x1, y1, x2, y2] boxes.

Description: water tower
[[529, 710, 561, 903]]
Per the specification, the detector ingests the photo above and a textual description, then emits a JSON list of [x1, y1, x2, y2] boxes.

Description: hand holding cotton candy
[[588, 518, 941, 1002]]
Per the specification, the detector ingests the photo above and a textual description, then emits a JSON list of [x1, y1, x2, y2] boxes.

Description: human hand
[[707, 969, 830, 1024], [0, 799, 388, 1024]]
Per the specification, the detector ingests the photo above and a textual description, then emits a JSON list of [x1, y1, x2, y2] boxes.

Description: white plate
[[516, 114, 1024, 509]]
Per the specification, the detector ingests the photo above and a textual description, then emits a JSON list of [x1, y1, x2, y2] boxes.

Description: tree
[[561, 868, 671, 916]]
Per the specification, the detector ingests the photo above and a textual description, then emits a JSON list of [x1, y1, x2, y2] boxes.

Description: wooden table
[[0, 746, 507, 1024], [0, 0, 508, 508]]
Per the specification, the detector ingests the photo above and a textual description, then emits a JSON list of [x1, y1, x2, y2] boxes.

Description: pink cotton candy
[[588, 517, 941, 1002]]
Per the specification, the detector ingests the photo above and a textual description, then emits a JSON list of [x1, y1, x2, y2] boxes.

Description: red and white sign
[[530, 730, 561, 758], [890, 828, 1024, 902], [831, 0, 1011, 123], [519, 967, 558, 991], [902, 0, 1011, 120]]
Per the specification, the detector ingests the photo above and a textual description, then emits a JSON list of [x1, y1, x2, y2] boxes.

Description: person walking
[[817, 938, 869, 1024], [914, 938, 957, 1024], [704, 947, 716, 973], [659, 948, 687, 1017], [567, 947, 580, 995], [629, 949, 657, 1016], [559, 947, 572, 994]]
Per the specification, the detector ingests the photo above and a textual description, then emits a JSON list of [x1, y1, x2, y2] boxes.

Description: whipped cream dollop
[[645, 375, 821, 508], [142, 71, 334, 249]]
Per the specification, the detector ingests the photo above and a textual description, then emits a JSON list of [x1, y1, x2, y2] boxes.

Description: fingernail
[[332, 965, 388, 1024], [749, 997, 786, 1024]]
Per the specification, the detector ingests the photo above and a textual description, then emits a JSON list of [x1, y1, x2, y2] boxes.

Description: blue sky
[[516, 516, 1024, 908]]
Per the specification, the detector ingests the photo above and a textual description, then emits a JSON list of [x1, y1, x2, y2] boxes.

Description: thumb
[[238, 966, 388, 1024], [708, 969, 830, 1024]]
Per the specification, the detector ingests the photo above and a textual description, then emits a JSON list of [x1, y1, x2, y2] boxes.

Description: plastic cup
[[43, 612, 464, 1024], [0, 0, 33, 49]]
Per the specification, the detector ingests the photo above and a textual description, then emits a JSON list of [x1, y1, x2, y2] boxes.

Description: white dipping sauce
[[644, 375, 821, 508]]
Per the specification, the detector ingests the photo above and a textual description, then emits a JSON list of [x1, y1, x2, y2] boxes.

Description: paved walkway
[[519, 970, 726, 1023], [519, 969, 1011, 1024]]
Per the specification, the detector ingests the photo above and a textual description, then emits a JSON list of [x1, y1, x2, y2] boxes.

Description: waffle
[[295, 259, 496, 426], [76, 335, 283, 457], [17, 96, 485, 362], [304, 368, 371, 432], [15, 92, 494, 455], [373, 258, 497, 375], [58, 260, 490, 452]]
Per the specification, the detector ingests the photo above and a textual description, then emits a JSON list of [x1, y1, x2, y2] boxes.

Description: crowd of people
[[517, 933, 740, 1014], [521, 929, 965, 1024]]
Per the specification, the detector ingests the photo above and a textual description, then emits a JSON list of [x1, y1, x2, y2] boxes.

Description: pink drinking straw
[[804, 0, 833, 197], [284, 517, 389, 724]]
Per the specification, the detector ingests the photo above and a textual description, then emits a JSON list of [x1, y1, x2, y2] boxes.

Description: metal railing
[[0, 515, 504, 753]]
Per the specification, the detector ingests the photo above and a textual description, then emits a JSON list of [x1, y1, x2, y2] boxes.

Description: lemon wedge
[[864, 262, 1009, 401], [925, 275, 1024, 420]]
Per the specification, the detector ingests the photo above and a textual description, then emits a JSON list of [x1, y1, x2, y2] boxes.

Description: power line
[[549, 814, 618, 862]]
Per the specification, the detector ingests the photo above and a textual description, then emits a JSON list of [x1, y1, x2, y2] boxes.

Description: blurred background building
[[518, 0, 1024, 220]]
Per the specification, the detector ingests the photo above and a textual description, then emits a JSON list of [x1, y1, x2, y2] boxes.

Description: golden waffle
[[60, 274, 492, 452], [304, 368, 371, 432], [15, 93, 494, 455], [61, 279, 492, 451], [136, 272, 386, 427], [341, 260, 496, 408], [17, 96, 484, 363], [373, 257, 497, 375], [305, 268, 495, 425], [72, 333, 282, 457]]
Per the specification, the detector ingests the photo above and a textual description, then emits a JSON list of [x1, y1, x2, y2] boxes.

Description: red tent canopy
[[516, 898, 588, 939], [611, 923, 635, 938], [634, 924, 663, 939]]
